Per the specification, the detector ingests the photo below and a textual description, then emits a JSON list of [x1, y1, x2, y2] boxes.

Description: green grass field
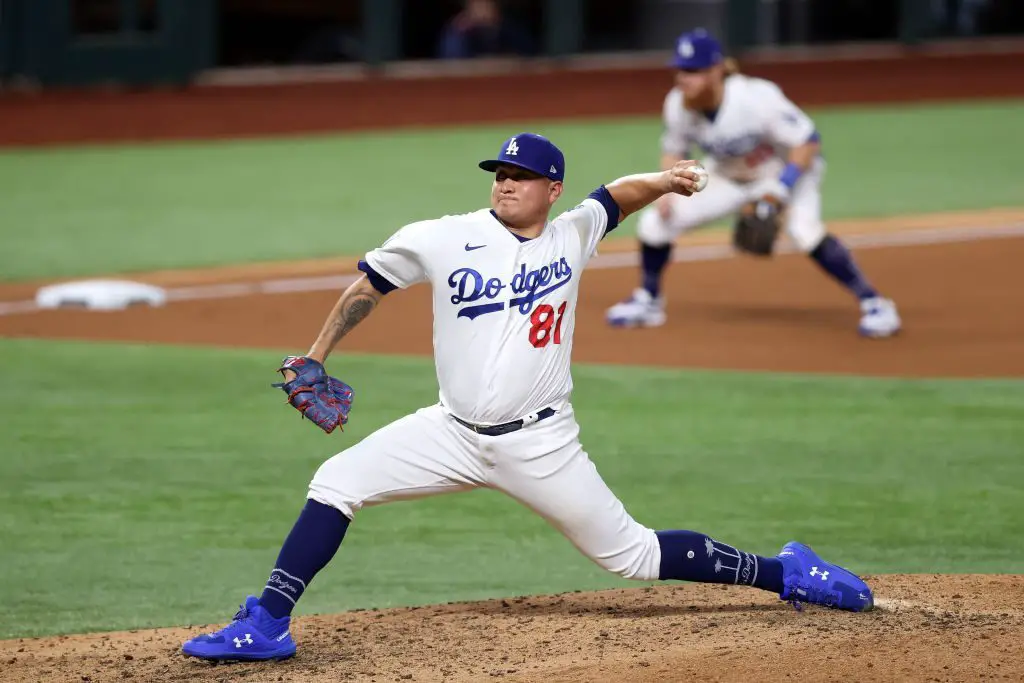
[[1, 99, 1022, 280], [2, 338, 1022, 638]]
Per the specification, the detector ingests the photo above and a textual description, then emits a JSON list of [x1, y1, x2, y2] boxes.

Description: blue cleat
[[182, 596, 296, 661], [777, 542, 874, 612]]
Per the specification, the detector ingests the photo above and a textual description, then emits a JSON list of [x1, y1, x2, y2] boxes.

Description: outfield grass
[[1, 100, 1022, 280], [1, 338, 1021, 638]]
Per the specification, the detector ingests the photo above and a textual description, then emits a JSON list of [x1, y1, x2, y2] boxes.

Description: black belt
[[452, 407, 556, 436]]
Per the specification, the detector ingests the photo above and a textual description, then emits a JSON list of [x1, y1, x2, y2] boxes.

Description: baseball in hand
[[689, 164, 709, 192]]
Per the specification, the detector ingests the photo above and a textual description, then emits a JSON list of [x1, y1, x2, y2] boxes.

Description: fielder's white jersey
[[363, 197, 611, 425], [661, 74, 817, 183]]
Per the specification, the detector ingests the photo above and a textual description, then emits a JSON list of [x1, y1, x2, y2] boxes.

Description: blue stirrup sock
[[259, 511, 784, 618], [641, 242, 673, 298], [809, 234, 879, 300], [259, 499, 351, 619], [657, 529, 783, 593]]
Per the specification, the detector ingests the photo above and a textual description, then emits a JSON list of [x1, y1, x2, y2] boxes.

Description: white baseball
[[690, 164, 709, 192]]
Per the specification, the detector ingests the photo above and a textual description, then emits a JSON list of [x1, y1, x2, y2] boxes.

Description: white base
[[35, 279, 167, 311]]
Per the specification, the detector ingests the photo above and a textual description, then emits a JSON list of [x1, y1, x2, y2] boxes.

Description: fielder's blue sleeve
[[588, 185, 621, 237], [357, 260, 398, 295]]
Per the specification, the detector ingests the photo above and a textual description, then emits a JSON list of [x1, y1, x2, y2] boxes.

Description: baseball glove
[[733, 199, 782, 256], [271, 356, 354, 434]]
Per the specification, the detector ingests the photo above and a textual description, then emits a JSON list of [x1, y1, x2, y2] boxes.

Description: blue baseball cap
[[479, 132, 565, 182], [670, 28, 723, 70]]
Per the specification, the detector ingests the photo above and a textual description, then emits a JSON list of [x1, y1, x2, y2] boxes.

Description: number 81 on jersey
[[529, 302, 568, 348]]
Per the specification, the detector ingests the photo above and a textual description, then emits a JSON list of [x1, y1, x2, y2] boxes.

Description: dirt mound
[[2, 575, 1021, 682]]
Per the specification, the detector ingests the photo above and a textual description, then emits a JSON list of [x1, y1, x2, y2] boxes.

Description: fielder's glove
[[271, 356, 354, 434], [733, 198, 782, 256]]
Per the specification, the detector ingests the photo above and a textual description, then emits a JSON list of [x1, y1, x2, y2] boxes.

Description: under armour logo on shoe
[[233, 634, 254, 648], [809, 567, 830, 581]]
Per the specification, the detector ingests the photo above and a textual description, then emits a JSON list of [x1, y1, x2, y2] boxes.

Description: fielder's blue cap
[[670, 28, 723, 70], [479, 132, 565, 182]]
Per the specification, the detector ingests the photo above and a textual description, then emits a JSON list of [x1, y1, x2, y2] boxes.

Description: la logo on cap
[[678, 40, 694, 58]]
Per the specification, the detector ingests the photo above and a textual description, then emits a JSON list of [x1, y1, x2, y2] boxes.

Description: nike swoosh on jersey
[[464, 243, 486, 251]]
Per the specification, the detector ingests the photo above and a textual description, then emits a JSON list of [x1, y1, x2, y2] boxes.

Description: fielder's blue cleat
[[182, 596, 296, 661], [777, 542, 874, 612]]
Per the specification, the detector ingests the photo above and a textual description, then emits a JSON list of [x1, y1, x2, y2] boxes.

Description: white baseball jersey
[[363, 196, 610, 425], [639, 74, 827, 252], [660, 74, 817, 183]]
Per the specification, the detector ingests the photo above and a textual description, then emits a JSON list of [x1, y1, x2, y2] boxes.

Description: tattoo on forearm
[[329, 287, 380, 344], [309, 279, 383, 360]]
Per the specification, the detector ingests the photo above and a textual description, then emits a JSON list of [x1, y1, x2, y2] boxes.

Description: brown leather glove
[[733, 198, 782, 256]]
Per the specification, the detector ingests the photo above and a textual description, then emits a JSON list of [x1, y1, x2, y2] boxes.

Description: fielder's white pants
[[638, 160, 827, 252], [308, 404, 662, 581]]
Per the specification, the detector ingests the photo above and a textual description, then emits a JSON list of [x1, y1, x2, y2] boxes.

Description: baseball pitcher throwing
[[182, 132, 873, 662], [606, 29, 901, 337]]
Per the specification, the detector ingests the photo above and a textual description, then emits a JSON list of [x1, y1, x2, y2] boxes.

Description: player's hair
[[722, 57, 740, 76]]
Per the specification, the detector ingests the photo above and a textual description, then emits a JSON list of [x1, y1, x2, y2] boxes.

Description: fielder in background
[[182, 133, 874, 663], [606, 29, 901, 338]]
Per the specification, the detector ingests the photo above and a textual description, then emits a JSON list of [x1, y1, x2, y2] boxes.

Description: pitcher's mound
[[3, 574, 1022, 682]]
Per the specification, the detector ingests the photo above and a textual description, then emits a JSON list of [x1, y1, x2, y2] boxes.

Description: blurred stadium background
[[1, 2, 1022, 681], [2, 0, 1024, 85]]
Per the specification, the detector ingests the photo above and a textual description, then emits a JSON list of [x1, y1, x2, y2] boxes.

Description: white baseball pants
[[638, 160, 828, 252], [308, 404, 662, 581]]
